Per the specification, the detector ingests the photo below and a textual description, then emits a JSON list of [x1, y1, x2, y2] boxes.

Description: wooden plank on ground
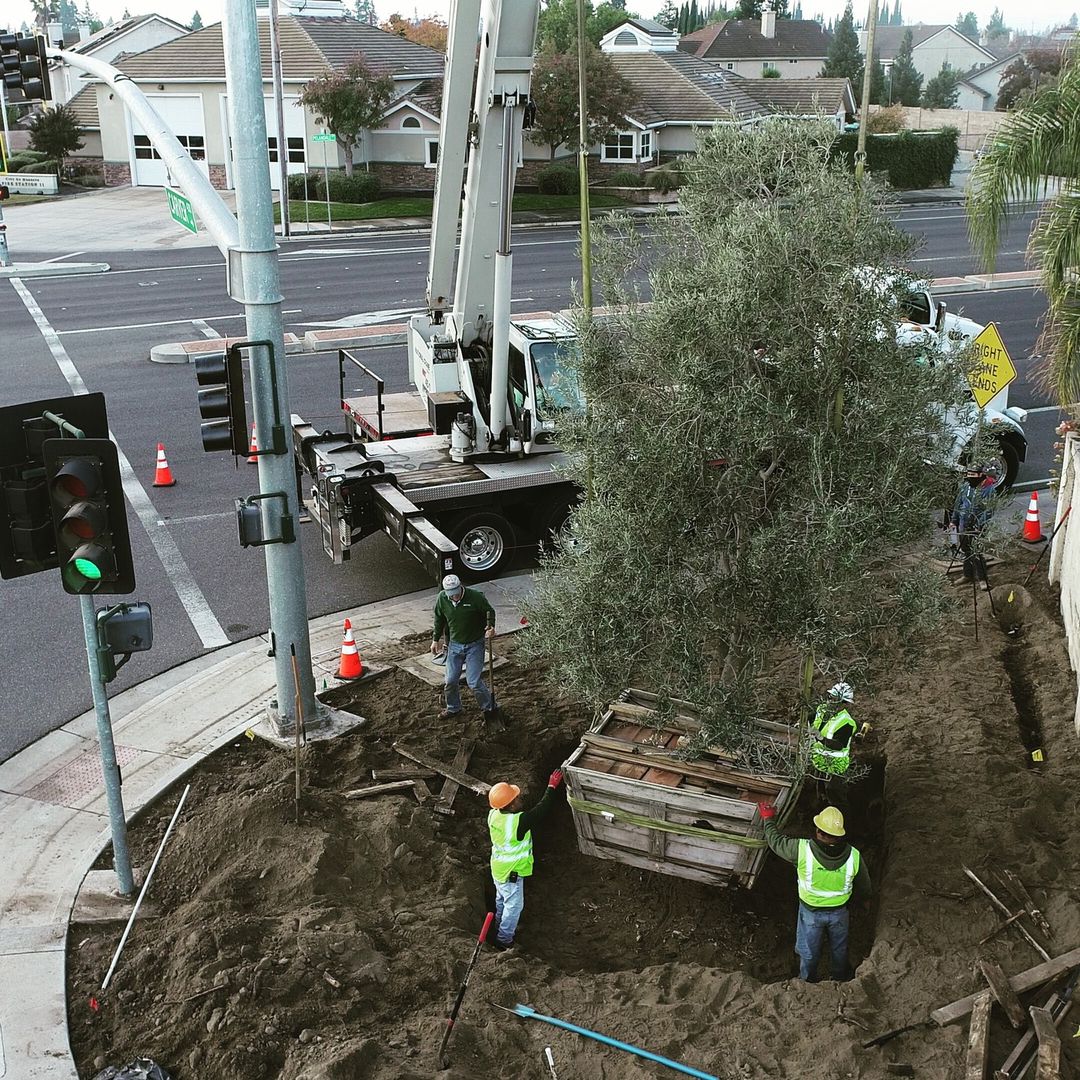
[[931, 947, 1080, 1026], [1030, 1006, 1062, 1080], [343, 780, 416, 800], [979, 959, 1027, 1029], [371, 767, 438, 781], [392, 741, 491, 795], [434, 738, 475, 816], [965, 992, 992, 1080]]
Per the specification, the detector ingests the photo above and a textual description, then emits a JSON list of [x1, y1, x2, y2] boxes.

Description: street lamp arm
[[47, 47, 240, 256]]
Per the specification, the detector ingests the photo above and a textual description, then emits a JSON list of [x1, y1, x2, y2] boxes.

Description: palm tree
[[967, 47, 1080, 404]]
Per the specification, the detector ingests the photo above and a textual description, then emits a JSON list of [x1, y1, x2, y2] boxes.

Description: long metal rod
[[575, 0, 592, 311], [855, 0, 879, 184], [0, 77, 13, 171], [224, 0, 317, 735], [101, 783, 190, 991], [79, 595, 134, 897], [267, 0, 291, 239]]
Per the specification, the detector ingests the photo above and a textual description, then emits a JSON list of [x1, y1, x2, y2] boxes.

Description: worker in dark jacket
[[488, 769, 564, 949], [431, 574, 496, 721], [758, 803, 870, 982], [951, 466, 995, 586]]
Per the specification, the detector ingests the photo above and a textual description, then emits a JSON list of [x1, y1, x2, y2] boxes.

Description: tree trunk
[[342, 143, 354, 177]]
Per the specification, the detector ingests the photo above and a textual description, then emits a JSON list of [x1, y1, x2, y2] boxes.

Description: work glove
[[548, 769, 564, 790], [757, 800, 776, 821], [485, 626, 496, 639]]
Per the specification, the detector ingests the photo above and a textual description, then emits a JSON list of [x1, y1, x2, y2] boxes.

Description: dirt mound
[[68, 550, 1080, 1079]]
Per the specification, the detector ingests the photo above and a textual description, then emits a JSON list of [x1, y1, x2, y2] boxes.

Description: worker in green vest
[[811, 682, 858, 777], [487, 768, 564, 950], [758, 803, 870, 982]]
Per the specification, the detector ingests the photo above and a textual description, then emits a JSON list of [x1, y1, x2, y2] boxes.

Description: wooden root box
[[565, 688, 798, 888]]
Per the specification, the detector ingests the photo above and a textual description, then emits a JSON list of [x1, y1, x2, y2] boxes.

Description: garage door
[[221, 95, 306, 190], [131, 95, 209, 188]]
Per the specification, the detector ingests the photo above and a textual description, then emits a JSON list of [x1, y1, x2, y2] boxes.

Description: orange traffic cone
[[336, 618, 364, 681], [153, 442, 176, 487], [1022, 490, 1045, 544], [247, 423, 258, 464]]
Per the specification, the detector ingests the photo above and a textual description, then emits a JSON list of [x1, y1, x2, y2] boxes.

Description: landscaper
[[757, 803, 870, 982], [487, 769, 564, 950], [810, 683, 858, 777], [431, 574, 496, 722]]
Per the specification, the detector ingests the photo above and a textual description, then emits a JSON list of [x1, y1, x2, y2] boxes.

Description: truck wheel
[[451, 512, 515, 579], [983, 437, 1020, 494], [536, 496, 579, 555]]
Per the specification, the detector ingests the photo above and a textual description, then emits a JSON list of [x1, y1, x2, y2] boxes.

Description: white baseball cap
[[442, 574, 464, 596]]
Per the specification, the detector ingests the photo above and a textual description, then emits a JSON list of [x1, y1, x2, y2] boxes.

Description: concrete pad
[[150, 332, 304, 364], [71, 869, 151, 925], [304, 324, 408, 352], [0, 729, 92, 796], [397, 651, 508, 688], [0, 923, 65, 955], [253, 703, 367, 748], [0, 948, 78, 1078], [0, 261, 110, 278]]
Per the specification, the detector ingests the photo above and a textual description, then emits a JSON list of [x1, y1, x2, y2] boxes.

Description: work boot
[[490, 937, 515, 952], [438, 707, 461, 721]]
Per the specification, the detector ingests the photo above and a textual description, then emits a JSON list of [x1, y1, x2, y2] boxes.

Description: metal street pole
[[267, 0, 291, 238], [575, 0, 592, 313], [79, 595, 135, 896], [855, 0, 879, 185], [223, 0, 318, 735], [0, 77, 13, 167]]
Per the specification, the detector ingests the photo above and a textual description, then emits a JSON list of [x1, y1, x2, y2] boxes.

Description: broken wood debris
[[392, 741, 491, 795], [962, 865, 1050, 962], [979, 910, 1027, 946], [965, 992, 992, 1080], [322, 971, 341, 990], [979, 959, 1027, 1029], [433, 739, 477, 817], [371, 767, 438, 781], [862, 1021, 930, 1049], [343, 780, 418, 800], [990, 866, 1053, 942], [1029, 1006, 1061, 1080], [996, 967, 1080, 1080]]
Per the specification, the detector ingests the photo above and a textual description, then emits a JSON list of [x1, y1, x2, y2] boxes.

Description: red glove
[[548, 769, 564, 789], [757, 800, 776, 821]]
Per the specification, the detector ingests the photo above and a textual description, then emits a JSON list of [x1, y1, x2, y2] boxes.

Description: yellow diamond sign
[[967, 322, 1017, 409]]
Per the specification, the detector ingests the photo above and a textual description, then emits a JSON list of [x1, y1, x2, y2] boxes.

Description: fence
[[1049, 430, 1080, 732], [867, 105, 1005, 150]]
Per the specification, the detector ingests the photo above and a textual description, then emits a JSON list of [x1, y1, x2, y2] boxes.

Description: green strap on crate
[[567, 795, 768, 849]]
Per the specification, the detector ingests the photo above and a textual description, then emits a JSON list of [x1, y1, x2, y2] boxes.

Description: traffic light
[[43, 438, 135, 594], [0, 34, 51, 102], [195, 348, 247, 454]]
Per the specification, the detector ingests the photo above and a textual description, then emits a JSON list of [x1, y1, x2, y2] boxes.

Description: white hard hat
[[442, 573, 463, 595], [828, 682, 854, 703]]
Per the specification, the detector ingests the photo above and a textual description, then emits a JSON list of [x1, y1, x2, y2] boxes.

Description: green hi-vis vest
[[811, 705, 857, 775], [488, 808, 534, 883], [797, 838, 860, 908]]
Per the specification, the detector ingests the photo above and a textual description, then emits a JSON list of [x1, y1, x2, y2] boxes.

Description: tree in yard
[[996, 49, 1063, 110], [536, 0, 637, 52], [655, 0, 680, 27], [353, 0, 378, 24], [735, 0, 789, 18], [856, 50, 888, 104], [889, 28, 923, 105], [528, 42, 637, 159], [821, 3, 861, 82], [521, 118, 971, 762], [969, 49, 1080, 404], [954, 11, 978, 39], [299, 59, 394, 176], [985, 6, 1008, 40], [189, 10, 203, 30], [28, 104, 84, 177], [921, 62, 960, 107], [381, 13, 448, 51]]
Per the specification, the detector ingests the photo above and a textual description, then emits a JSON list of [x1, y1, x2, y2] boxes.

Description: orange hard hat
[[488, 782, 520, 809]]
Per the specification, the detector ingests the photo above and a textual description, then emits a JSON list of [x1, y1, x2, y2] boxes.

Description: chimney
[[46, 19, 63, 47], [77, 20, 91, 39], [760, 3, 776, 38]]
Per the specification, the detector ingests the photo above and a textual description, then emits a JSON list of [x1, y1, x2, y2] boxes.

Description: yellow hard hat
[[813, 806, 846, 837], [488, 782, 520, 809]]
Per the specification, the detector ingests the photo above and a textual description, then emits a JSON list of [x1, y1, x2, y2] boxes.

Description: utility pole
[[222, 0, 317, 736], [855, 0, 879, 185], [575, 0, 592, 312], [267, 0, 291, 238], [0, 77, 12, 165]]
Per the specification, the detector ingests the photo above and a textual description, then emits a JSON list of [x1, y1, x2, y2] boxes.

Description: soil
[[68, 544, 1080, 1080]]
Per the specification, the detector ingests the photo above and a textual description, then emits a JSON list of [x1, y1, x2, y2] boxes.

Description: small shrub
[[649, 168, 683, 194], [762, 65, 781, 78], [867, 105, 907, 134], [325, 171, 381, 203], [607, 169, 644, 186], [6, 150, 49, 169], [287, 172, 323, 199], [536, 164, 577, 196], [69, 174, 105, 187], [20, 160, 58, 174]]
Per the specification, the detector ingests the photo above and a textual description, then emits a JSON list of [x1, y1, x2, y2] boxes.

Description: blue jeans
[[795, 901, 851, 982], [494, 877, 525, 945], [444, 637, 493, 713]]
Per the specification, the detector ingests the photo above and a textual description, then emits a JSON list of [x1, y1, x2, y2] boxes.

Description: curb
[[0, 261, 110, 278], [151, 324, 410, 363], [931, 272, 1041, 294], [150, 331, 306, 364]]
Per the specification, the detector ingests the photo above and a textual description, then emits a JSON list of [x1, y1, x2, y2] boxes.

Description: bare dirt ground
[[68, 541, 1080, 1079]]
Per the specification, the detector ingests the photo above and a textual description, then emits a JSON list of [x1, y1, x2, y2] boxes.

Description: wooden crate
[[564, 688, 799, 888]]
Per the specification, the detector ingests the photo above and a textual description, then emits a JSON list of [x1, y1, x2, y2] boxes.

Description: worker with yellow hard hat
[[757, 802, 871, 982], [487, 768, 565, 950]]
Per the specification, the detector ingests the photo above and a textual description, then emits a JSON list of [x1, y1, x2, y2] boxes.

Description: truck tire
[[535, 495, 579, 555], [450, 511, 516, 579], [986, 437, 1020, 495]]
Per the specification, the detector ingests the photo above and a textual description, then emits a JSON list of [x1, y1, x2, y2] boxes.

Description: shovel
[[438, 912, 494, 1069], [486, 633, 506, 726]]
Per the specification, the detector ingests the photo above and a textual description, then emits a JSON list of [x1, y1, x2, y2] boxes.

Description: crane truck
[[291, 0, 1027, 582]]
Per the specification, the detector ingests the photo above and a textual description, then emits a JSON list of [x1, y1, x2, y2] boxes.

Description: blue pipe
[[506, 1003, 719, 1080]]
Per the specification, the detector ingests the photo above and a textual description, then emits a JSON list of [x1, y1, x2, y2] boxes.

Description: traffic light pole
[[223, 0, 317, 735]]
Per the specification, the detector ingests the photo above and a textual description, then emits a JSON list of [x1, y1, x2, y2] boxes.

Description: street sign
[[966, 322, 1017, 409], [313, 133, 336, 142], [0, 172, 59, 194], [166, 187, 198, 234]]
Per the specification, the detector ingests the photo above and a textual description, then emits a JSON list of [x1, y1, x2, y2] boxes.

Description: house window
[[401, 115, 421, 129], [602, 131, 635, 161], [726, 62, 734, 69], [268, 135, 306, 165], [425, 138, 439, 167], [133, 133, 159, 160], [638, 130, 652, 161], [790, 58, 798, 63], [613, 30, 637, 45]]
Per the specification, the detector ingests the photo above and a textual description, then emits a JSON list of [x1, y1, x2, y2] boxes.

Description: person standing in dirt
[[757, 804, 870, 982], [487, 769, 565, 950], [810, 683, 857, 778], [431, 574, 497, 722], [951, 466, 995, 588]]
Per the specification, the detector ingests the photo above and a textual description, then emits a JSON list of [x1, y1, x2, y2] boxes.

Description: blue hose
[[505, 1003, 719, 1080]]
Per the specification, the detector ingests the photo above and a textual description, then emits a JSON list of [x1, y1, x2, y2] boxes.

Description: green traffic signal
[[74, 556, 104, 581]]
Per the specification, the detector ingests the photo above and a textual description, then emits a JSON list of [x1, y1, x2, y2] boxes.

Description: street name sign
[[166, 187, 198, 234], [967, 322, 1016, 409], [313, 133, 337, 142]]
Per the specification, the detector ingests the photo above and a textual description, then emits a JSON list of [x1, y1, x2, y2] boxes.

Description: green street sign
[[313, 132, 336, 142], [166, 187, 198, 234]]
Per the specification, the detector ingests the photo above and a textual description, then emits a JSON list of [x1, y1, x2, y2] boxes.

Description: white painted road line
[[192, 319, 221, 339], [157, 511, 234, 526], [56, 309, 303, 335], [8, 277, 231, 651], [41, 250, 88, 264]]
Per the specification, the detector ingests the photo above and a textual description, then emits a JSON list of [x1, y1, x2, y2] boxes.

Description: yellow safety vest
[[488, 809, 534, 883], [797, 838, 860, 908]]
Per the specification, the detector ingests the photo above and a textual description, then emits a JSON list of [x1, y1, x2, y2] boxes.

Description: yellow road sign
[[967, 322, 1017, 409]]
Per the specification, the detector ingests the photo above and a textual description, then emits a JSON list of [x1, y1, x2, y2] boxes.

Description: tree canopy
[[28, 104, 84, 175], [996, 49, 1063, 110], [821, 3, 861, 82], [954, 11, 978, 39], [189, 10, 203, 30], [299, 59, 394, 176], [921, 62, 960, 108], [889, 28, 923, 105], [380, 13, 448, 51], [985, 6, 1008, 41], [536, 0, 636, 51], [524, 120, 971, 758]]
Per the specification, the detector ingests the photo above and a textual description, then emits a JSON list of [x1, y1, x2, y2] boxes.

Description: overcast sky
[[4, 0, 1074, 39]]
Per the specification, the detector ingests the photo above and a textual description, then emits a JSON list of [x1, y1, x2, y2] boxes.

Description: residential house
[[675, 11, 832, 79], [954, 51, 1021, 111], [862, 24, 997, 85]]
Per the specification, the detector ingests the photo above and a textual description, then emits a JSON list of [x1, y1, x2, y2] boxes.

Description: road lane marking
[[192, 319, 221, 338], [56, 309, 303, 335], [1026, 405, 1071, 414], [157, 511, 234, 526], [41, 250, 88, 263], [8, 277, 231, 650]]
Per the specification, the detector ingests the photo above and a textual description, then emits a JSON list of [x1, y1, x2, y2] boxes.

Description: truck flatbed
[[343, 392, 432, 442]]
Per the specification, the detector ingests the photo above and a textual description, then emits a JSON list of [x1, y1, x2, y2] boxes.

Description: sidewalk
[[0, 573, 533, 1079]]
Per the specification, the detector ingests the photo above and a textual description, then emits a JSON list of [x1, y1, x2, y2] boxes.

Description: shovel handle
[[479, 911, 494, 943]]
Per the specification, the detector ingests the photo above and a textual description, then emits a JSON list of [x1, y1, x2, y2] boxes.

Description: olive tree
[[522, 120, 972, 763]]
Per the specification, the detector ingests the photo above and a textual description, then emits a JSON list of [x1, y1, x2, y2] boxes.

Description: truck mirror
[[934, 301, 947, 334], [521, 409, 533, 442]]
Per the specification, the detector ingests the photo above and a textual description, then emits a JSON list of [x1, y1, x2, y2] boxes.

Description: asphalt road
[[0, 202, 1052, 761]]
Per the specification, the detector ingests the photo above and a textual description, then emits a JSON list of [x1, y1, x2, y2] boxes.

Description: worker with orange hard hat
[[487, 768, 565, 950], [757, 803, 871, 982]]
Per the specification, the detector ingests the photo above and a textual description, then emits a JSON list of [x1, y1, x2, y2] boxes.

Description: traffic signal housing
[[195, 349, 247, 454], [0, 34, 52, 102], [43, 438, 135, 594]]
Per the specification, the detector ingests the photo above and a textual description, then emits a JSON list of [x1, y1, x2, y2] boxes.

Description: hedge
[[287, 172, 322, 199], [19, 160, 59, 174], [325, 171, 380, 203], [5, 150, 49, 169], [832, 127, 959, 190], [536, 164, 577, 196]]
